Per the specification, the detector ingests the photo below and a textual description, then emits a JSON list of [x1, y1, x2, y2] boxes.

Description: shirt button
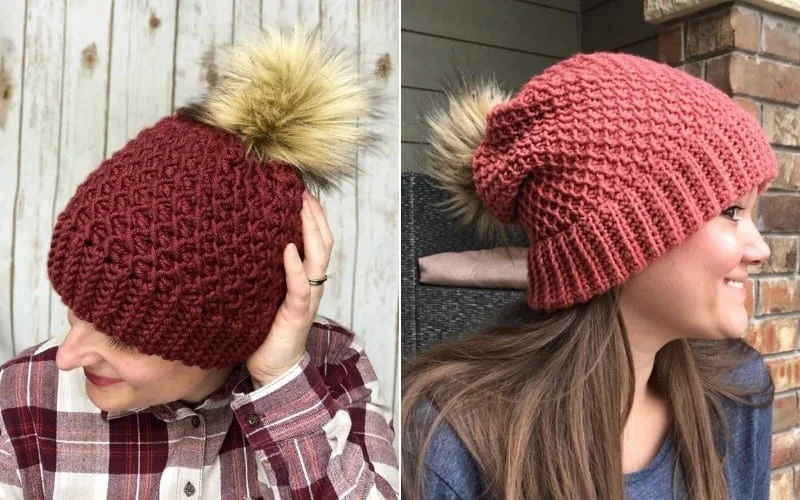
[[191, 416, 201, 428], [246, 414, 259, 426], [184, 481, 195, 497]]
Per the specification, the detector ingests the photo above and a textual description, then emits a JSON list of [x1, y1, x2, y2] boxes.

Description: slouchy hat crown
[[48, 29, 376, 368], [427, 52, 777, 311]]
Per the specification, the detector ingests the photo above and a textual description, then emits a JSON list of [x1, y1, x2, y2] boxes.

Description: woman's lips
[[83, 369, 122, 387], [724, 278, 748, 298]]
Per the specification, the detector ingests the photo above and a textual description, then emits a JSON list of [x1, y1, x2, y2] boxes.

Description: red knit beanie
[[47, 29, 376, 368], [426, 52, 777, 311]]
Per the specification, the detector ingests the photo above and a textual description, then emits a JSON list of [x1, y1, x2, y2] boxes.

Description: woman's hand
[[246, 191, 333, 387]]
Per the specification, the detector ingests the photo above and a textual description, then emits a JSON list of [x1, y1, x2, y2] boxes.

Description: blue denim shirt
[[420, 349, 772, 499]]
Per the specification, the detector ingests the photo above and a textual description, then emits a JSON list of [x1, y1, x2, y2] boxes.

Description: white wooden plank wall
[[0, 0, 399, 429]]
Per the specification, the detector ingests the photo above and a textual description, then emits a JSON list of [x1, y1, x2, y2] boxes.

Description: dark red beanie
[[47, 29, 375, 368], [48, 116, 303, 368]]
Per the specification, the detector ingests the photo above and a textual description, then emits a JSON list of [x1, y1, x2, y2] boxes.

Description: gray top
[[419, 347, 773, 499]]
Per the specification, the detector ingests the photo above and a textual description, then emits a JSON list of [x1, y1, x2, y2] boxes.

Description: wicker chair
[[401, 172, 529, 360]]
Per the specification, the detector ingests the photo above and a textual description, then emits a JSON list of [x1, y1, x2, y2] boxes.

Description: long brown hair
[[402, 287, 773, 499]]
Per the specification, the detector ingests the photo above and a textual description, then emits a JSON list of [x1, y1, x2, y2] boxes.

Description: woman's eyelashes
[[721, 205, 744, 222], [107, 336, 135, 352]]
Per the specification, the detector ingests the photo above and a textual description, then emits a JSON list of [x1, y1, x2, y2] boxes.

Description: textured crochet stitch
[[47, 29, 373, 369], [472, 52, 777, 311], [48, 116, 303, 368]]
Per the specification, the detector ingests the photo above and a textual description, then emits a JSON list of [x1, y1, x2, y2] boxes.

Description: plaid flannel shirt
[[0, 318, 398, 499]]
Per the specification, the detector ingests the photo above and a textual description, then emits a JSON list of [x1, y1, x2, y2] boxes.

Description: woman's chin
[[719, 311, 750, 340], [86, 386, 130, 413]]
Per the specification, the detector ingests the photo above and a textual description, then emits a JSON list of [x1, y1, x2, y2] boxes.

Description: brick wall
[[656, 3, 800, 497]]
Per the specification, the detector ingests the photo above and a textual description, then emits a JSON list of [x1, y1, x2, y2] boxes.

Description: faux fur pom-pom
[[426, 78, 512, 239], [185, 28, 378, 189]]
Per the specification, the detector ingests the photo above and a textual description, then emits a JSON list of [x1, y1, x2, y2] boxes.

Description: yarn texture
[[48, 116, 303, 368], [47, 29, 374, 368], [470, 52, 777, 311]]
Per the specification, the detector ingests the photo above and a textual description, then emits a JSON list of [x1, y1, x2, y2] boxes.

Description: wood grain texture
[[0, 0, 26, 363], [106, 0, 177, 154], [318, 0, 359, 327], [48, 0, 114, 344], [13, 0, 66, 354], [173, 0, 234, 110], [354, 0, 400, 431], [262, 0, 320, 28], [233, 0, 262, 43]]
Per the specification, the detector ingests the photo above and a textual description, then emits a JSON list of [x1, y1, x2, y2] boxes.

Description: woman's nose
[[55, 326, 103, 371], [743, 225, 771, 268]]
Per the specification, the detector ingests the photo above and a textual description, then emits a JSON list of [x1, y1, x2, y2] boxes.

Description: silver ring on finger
[[308, 274, 328, 286]]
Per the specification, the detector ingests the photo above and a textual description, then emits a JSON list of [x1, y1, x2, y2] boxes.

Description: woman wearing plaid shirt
[[0, 29, 398, 499]]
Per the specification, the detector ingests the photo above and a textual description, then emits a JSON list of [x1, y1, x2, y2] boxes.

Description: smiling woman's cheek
[[669, 219, 753, 338], [696, 221, 742, 270], [619, 216, 754, 342]]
